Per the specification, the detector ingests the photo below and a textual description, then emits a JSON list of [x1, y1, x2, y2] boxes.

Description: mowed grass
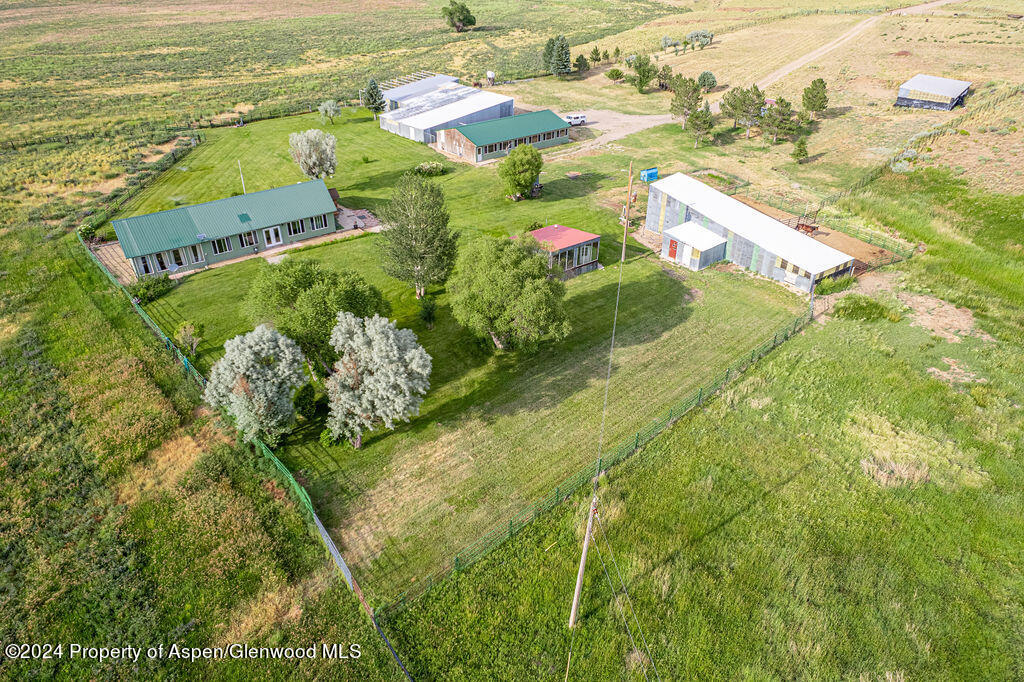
[[133, 109, 804, 599]]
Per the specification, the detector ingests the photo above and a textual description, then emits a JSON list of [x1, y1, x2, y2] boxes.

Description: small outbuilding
[[435, 110, 570, 162], [661, 221, 727, 270], [522, 224, 601, 279], [896, 74, 971, 110]]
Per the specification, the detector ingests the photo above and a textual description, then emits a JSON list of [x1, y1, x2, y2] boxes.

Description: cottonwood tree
[[318, 99, 340, 125], [377, 173, 459, 299], [246, 259, 388, 370], [688, 101, 715, 148], [670, 76, 702, 128], [802, 78, 829, 119], [738, 84, 766, 139], [324, 313, 432, 448], [626, 55, 658, 93], [441, 0, 476, 32], [449, 237, 571, 350], [497, 144, 543, 199], [289, 129, 336, 179], [204, 325, 307, 445], [760, 97, 796, 143], [365, 78, 386, 119], [697, 70, 717, 92]]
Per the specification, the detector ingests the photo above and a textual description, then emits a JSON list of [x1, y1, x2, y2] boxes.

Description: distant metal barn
[[378, 83, 513, 143], [380, 73, 460, 111], [895, 74, 972, 110]]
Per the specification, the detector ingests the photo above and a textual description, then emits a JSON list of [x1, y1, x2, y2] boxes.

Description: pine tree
[[589, 46, 601, 63], [688, 101, 715, 148], [552, 35, 572, 77], [613, 46, 621, 62], [670, 76, 702, 129], [760, 97, 796, 144], [802, 78, 829, 119], [602, 49, 610, 62], [542, 37, 556, 72], [739, 84, 766, 139], [364, 78, 386, 119], [791, 136, 809, 163], [657, 65, 673, 90], [574, 54, 590, 76], [720, 86, 746, 129]]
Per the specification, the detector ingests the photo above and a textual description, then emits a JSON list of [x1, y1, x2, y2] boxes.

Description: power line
[[596, 503, 662, 682], [593, 531, 650, 682]]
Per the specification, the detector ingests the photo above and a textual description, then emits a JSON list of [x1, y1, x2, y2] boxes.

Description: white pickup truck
[[563, 113, 588, 126]]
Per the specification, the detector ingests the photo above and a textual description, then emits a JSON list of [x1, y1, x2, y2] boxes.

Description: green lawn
[[133, 109, 805, 600]]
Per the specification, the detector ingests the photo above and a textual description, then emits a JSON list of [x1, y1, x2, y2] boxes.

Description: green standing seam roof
[[446, 109, 570, 147], [112, 179, 336, 259]]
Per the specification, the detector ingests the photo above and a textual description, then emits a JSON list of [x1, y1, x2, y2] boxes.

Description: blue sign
[[640, 167, 658, 182]]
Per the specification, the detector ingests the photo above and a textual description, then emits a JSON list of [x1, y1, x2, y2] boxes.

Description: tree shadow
[[346, 115, 375, 124], [538, 171, 609, 202], [821, 105, 853, 120]]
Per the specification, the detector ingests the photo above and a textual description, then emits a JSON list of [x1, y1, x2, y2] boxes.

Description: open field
[[128, 110, 804, 599], [382, 170, 1024, 679]]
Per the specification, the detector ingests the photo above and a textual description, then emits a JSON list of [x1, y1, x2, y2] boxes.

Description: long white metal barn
[[645, 173, 854, 291], [378, 82, 513, 144]]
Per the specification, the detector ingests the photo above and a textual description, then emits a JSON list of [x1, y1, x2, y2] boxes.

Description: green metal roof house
[[112, 180, 339, 279], [435, 109, 570, 163]]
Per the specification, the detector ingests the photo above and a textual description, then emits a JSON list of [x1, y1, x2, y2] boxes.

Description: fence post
[[634, 432, 639, 450], [454, 556, 461, 572], [509, 519, 515, 538], [725, 367, 731, 383], [697, 387, 703, 405], [596, 457, 602, 478]]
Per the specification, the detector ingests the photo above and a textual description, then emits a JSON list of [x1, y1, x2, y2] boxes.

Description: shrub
[[127, 274, 174, 303], [419, 297, 437, 329], [77, 223, 97, 240], [834, 294, 901, 322], [814, 273, 855, 295], [294, 383, 317, 420], [606, 68, 624, 81], [413, 161, 445, 176]]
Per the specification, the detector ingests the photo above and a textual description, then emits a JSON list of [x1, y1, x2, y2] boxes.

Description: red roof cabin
[[524, 224, 601, 279]]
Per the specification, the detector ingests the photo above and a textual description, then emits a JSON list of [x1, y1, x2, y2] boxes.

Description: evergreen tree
[[377, 173, 459, 299], [324, 313, 432, 448], [204, 325, 307, 445], [670, 76, 702, 129], [802, 77, 829, 118], [574, 54, 590, 76], [551, 35, 572, 77], [602, 49, 610, 62], [364, 78, 386, 119], [720, 86, 746, 128], [760, 97, 796, 144], [791, 136, 809, 163], [688, 101, 715, 148], [589, 46, 601, 63], [613, 46, 621, 62], [738, 84, 766, 139], [657, 64, 673, 90], [626, 54, 658, 93], [542, 37, 556, 72]]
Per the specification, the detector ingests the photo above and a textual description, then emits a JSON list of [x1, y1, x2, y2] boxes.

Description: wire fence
[[374, 308, 819, 622]]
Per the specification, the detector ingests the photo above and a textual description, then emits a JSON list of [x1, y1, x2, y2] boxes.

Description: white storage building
[[896, 74, 971, 110], [379, 83, 513, 144], [381, 74, 460, 110]]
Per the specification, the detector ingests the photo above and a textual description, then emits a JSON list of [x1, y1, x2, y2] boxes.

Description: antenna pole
[[238, 160, 246, 194], [568, 494, 598, 629]]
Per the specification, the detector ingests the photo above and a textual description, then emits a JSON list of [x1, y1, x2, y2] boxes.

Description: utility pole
[[621, 161, 634, 260], [568, 494, 598, 629], [238, 159, 246, 194]]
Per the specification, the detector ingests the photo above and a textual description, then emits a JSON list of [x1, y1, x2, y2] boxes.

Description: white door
[[263, 226, 282, 247]]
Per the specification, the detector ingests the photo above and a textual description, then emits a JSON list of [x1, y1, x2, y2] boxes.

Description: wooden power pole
[[620, 161, 634, 260], [568, 494, 598, 629]]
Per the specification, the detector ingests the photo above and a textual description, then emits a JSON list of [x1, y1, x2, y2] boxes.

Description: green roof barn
[[112, 180, 339, 279], [435, 109, 571, 163]]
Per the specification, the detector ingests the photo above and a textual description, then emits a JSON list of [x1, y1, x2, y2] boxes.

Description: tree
[[589, 46, 601, 63], [602, 49, 610, 62], [377, 173, 459, 299], [720, 86, 746, 128], [802, 77, 829, 119], [497, 144, 543, 199], [738, 84, 766, 139], [364, 78, 386, 119], [543, 37, 556, 72], [688, 101, 715, 148], [449, 237, 571, 350], [574, 54, 590, 76], [760, 97, 796, 144], [441, 0, 475, 32], [626, 54, 658, 93], [289, 129, 336, 179], [670, 76, 702, 129], [612, 46, 621, 62], [174, 320, 203, 357], [246, 258, 388, 369], [550, 35, 572, 77], [687, 29, 712, 49], [606, 68, 624, 81], [657, 64, 673, 90], [791, 136, 809, 163], [697, 70, 717, 92], [324, 313, 432, 448], [204, 325, 307, 445], [317, 99, 340, 125]]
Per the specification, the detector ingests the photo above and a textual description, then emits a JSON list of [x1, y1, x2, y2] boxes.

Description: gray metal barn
[[896, 74, 971, 110], [378, 83, 513, 143], [645, 173, 854, 291], [381, 73, 460, 111]]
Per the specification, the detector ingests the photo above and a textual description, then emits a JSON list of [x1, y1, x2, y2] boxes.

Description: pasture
[[128, 110, 804, 598]]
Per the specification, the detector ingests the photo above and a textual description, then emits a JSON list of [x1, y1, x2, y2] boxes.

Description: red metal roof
[[526, 224, 600, 252]]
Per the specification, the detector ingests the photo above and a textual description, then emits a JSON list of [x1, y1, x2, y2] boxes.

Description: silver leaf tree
[[204, 324, 308, 445], [289, 128, 337, 180], [318, 99, 341, 125], [325, 312, 432, 448]]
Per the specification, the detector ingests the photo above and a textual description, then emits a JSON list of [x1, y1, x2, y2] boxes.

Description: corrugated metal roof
[[392, 90, 513, 132], [652, 173, 853, 274], [112, 180, 336, 258], [898, 74, 972, 98], [379, 83, 479, 123], [382, 74, 459, 102], [664, 221, 727, 251], [527, 224, 599, 252], [447, 110, 569, 146]]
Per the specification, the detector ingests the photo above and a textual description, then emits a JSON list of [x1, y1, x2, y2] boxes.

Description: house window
[[152, 252, 169, 271], [211, 238, 232, 255], [312, 214, 326, 230], [190, 245, 205, 263], [287, 220, 305, 237], [138, 256, 152, 275], [171, 248, 186, 267], [579, 243, 593, 263], [239, 231, 257, 248]]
